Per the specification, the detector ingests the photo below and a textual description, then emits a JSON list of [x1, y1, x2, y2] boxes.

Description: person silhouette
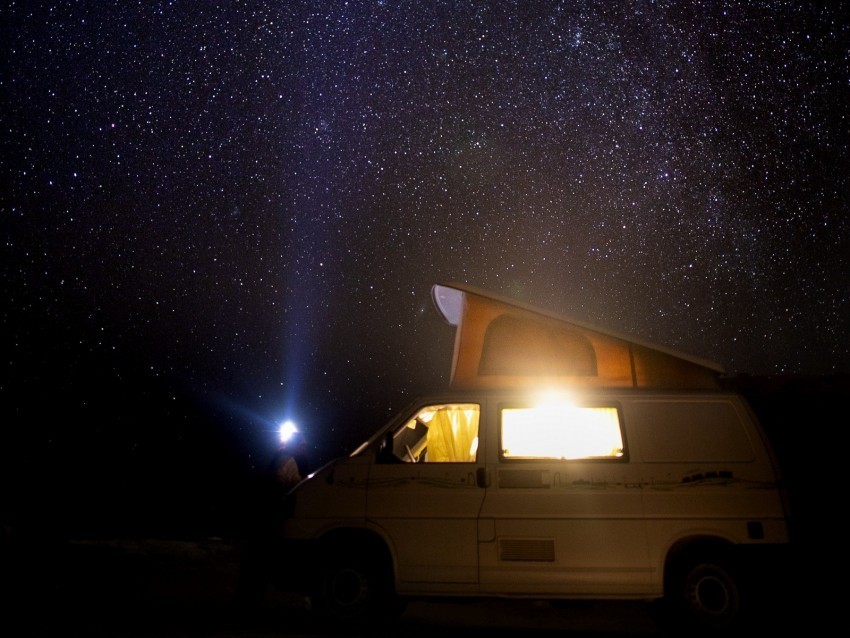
[[268, 430, 308, 497], [233, 430, 310, 615]]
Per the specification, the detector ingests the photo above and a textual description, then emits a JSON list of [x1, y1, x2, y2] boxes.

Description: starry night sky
[[2, 2, 848, 535]]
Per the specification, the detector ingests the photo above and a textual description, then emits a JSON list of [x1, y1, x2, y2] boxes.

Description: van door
[[477, 397, 652, 596], [367, 402, 485, 588]]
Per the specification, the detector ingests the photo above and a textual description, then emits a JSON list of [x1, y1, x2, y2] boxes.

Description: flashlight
[[279, 420, 298, 444]]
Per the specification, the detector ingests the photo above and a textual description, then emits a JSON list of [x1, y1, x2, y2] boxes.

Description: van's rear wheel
[[668, 555, 743, 633]]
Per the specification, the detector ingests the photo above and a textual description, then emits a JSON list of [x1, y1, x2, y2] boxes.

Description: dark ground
[[1, 374, 842, 636], [0, 532, 823, 637], [0, 533, 819, 637], [1, 535, 665, 637]]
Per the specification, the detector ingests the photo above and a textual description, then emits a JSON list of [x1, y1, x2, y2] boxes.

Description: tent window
[[380, 404, 480, 463], [501, 404, 624, 460], [479, 314, 597, 376]]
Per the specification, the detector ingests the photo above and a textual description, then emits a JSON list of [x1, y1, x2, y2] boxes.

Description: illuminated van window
[[501, 404, 624, 460]]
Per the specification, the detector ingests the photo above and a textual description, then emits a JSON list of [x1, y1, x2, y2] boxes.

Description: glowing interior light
[[502, 400, 623, 460], [279, 420, 298, 443], [534, 389, 576, 407]]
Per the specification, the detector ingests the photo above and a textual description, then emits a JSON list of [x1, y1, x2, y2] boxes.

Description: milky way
[[2, 2, 848, 484]]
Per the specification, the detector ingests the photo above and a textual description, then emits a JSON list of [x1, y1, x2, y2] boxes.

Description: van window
[[381, 404, 480, 463], [631, 400, 755, 462], [501, 404, 624, 460]]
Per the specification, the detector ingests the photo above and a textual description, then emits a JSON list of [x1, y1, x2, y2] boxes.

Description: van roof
[[432, 281, 724, 391]]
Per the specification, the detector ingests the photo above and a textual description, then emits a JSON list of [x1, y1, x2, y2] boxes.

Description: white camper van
[[266, 283, 791, 633]]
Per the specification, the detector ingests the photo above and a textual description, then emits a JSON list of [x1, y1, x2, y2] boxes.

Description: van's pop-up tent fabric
[[431, 282, 724, 391]]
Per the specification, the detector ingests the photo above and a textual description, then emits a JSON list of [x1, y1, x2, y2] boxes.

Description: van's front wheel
[[325, 560, 371, 616], [314, 551, 398, 626]]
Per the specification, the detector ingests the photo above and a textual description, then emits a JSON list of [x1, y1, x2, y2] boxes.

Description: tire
[[315, 552, 394, 626], [669, 555, 744, 633]]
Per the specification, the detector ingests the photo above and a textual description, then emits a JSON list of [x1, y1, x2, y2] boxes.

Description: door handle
[[476, 467, 490, 488]]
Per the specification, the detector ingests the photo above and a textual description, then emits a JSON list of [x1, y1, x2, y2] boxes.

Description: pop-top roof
[[431, 282, 724, 391]]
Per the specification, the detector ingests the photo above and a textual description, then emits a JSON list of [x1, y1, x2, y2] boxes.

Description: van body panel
[[478, 459, 651, 594], [366, 460, 485, 584], [286, 456, 370, 523]]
